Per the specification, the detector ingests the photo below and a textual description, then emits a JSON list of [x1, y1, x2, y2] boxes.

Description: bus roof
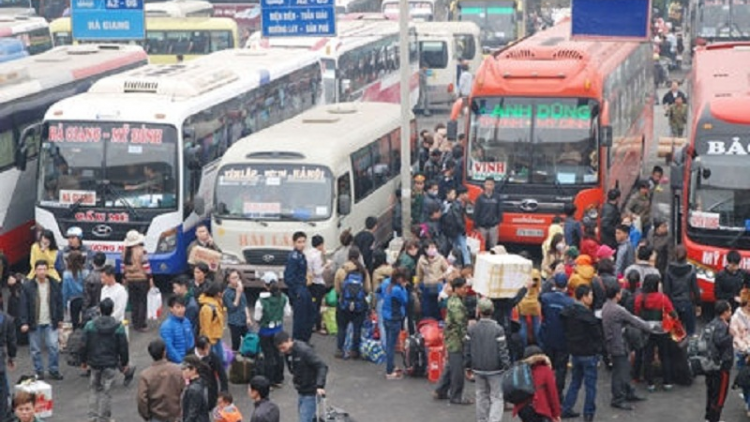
[[145, 0, 214, 17], [0, 14, 47, 36], [0, 44, 147, 104], [220, 102, 405, 167], [45, 47, 319, 124], [50, 16, 237, 32], [414, 21, 480, 36], [474, 19, 643, 97], [692, 42, 750, 124]]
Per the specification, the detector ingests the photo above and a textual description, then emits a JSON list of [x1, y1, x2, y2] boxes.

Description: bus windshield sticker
[[128, 145, 143, 154], [316, 206, 328, 216], [472, 161, 506, 179], [59, 190, 96, 206], [266, 177, 281, 186], [556, 173, 576, 184], [689, 210, 720, 229], [243, 202, 281, 215], [48, 123, 165, 145]]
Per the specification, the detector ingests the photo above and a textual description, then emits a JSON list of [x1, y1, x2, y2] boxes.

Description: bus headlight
[[156, 228, 178, 253], [222, 252, 242, 265], [695, 265, 715, 281]]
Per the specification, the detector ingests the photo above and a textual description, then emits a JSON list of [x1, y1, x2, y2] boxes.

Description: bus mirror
[[447, 120, 458, 141], [338, 194, 351, 216], [14, 145, 27, 172], [601, 125, 613, 147], [194, 197, 205, 216], [669, 163, 684, 190], [702, 168, 711, 180]]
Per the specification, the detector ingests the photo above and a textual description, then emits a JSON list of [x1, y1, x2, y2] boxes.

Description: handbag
[[662, 305, 686, 343]]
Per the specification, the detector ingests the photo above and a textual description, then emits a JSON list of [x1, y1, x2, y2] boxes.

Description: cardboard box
[[15, 380, 53, 418], [188, 245, 222, 272], [657, 136, 688, 158], [473, 253, 533, 298]]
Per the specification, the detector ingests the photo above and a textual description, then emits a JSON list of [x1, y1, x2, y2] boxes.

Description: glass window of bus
[[23, 123, 41, 159], [24, 27, 53, 55], [467, 97, 599, 185], [352, 144, 374, 201], [454, 33, 476, 61], [209, 30, 232, 51], [0, 130, 14, 170], [419, 40, 448, 69], [214, 164, 334, 221], [389, 128, 401, 174], [372, 135, 392, 188], [52, 31, 72, 46]]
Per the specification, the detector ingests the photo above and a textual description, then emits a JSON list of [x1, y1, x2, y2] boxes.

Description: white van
[[212, 102, 417, 286], [415, 21, 482, 107]]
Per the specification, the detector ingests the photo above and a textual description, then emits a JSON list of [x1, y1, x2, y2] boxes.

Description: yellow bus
[[49, 16, 238, 63]]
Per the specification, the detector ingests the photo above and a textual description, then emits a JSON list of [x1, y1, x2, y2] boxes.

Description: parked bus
[[670, 42, 750, 304], [211, 102, 416, 286], [336, 0, 381, 15], [34, 47, 323, 278], [145, 0, 214, 18], [207, 0, 260, 41], [0, 37, 28, 62], [50, 17, 239, 64], [415, 21, 481, 107], [249, 18, 420, 107], [0, 44, 147, 266], [381, 0, 449, 21], [450, 0, 523, 53], [0, 0, 35, 17], [689, 0, 750, 48], [0, 14, 52, 55], [452, 20, 653, 245]]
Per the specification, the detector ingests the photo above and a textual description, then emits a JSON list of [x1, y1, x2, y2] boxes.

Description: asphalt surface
[[15, 76, 749, 422]]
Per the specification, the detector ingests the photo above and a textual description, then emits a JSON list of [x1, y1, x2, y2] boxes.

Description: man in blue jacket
[[539, 272, 575, 400], [284, 232, 314, 343], [159, 295, 194, 363]]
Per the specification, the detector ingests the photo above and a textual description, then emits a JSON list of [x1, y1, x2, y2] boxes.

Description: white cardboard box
[[14, 380, 53, 418], [472, 253, 532, 299]]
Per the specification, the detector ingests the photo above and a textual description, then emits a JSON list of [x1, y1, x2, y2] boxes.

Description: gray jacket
[[602, 299, 652, 356], [464, 318, 511, 374]]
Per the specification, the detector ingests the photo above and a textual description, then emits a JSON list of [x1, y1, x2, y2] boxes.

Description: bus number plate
[[516, 229, 544, 237]]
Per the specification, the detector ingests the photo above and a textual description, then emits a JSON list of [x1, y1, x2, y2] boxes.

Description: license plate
[[516, 229, 544, 237]]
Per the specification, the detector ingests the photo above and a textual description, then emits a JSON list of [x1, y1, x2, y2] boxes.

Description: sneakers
[[561, 410, 581, 419], [663, 384, 674, 391], [385, 372, 403, 380], [123, 366, 136, 387], [35, 372, 44, 381], [48, 371, 64, 381]]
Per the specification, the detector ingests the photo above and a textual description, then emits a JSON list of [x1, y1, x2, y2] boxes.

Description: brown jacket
[[137, 359, 185, 421], [334, 261, 372, 295]]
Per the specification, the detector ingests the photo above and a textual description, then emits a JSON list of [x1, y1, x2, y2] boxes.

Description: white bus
[[210, 102, 417, 286], [335, 0, 381, 14], [145, 0, 214, 18], [0, 14, 52, 55], [35, 47, 323, 278], [381, 0, 449, 21], [248, 18, 420, 107], [0, 44, 147, 266], [415, 21, 482, 107]]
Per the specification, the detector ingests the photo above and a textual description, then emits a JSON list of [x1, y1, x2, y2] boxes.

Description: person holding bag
[[634, 274, 677, 392]]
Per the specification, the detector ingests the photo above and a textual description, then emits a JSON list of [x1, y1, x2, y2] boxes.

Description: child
[[212, 391, 242, 422]]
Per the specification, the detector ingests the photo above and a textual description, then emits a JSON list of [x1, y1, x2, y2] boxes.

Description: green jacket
[[444, 295, 468, 353], [668, 103, 688, 132]]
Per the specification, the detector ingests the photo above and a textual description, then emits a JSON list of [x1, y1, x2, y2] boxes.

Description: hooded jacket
[[464, 317, 511, 373], [600, 202, 620, 248], [664, 261, 700, 305], [568, 257, 596, 295], [198, 294, 225, 345], [80, 315, 129, 369], [561, 301, 603, 356], [512, 354, 560, 420], [473, 191, 503, 228], [160, 313, 195, 363]]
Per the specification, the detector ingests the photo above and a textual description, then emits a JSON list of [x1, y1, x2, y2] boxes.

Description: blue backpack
[[340, 271, 367, 313]]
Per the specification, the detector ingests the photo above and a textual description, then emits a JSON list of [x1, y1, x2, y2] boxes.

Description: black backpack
[[687, 321, 721, 376], [403, 333, 426, 377], [66, 330, 85, 367]]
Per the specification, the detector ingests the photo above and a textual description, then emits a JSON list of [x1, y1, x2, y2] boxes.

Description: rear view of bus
[[450, 0, 522, 53], [459, 20, 653, 245], [0, 15, 53, 56], [0, 44, 147, 266], [213, 102, 415, 286], [689, 0, 750, 48]]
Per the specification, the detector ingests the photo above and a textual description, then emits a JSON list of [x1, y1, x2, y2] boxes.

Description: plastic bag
[[322, 307, 338, 335], [146, 287, 163, 320]]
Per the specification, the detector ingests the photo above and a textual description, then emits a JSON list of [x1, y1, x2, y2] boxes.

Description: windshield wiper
[[65, 195, 88, 218], [552, 177, 574, 201], [103, 181, 142, 221]]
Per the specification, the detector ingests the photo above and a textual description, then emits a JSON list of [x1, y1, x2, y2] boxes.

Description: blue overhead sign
[[261, 0, 336, 37], [571, 0, 650, 40], [71, 0, 145, 41]]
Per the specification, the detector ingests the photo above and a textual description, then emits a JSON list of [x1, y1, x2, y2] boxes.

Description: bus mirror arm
[[600, 125, 613, 147], [194, 197, 206, 216]]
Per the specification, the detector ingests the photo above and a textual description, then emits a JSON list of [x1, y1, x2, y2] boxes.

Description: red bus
[[452, 20, 654, 245], [670, 42, 750, 303]]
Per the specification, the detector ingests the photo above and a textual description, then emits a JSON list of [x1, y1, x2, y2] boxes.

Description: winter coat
[[222, 287, 248, 327], [286, 340, 328, 395], [182, 377, 210, 422], [602, 299, 652, 356], [19, 278, 64, 331], [198, 295, 225, 345], [600, 202, 621, 248], [715, 267, 747, 306], [561, 302, 603, 356], [137, 359, 184, 421], [473, 192, 503, 228], [81, 315, 129, 369], [160, 314, 195, 363], [707, 317, 734, 371], [465, 318, 511, 373], [0, 312, 17, 373], [186, 348, 229, 411], [512, 354, 561, 420], [27, 244, 60, 281], [663, 261, 700, 305], [333, 261, 372, 296], [250, 399, 280, 422], [539, 290, 575, 352], [568, 262, 596, 295], [416, 254, 449, 287]]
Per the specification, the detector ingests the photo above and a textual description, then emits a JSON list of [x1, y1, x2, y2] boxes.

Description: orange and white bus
[[453, 20, 653, 245], [671, 42, 750, 303]]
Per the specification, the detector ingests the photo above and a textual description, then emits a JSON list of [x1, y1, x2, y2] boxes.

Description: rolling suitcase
[[315, 395, 356, 422]]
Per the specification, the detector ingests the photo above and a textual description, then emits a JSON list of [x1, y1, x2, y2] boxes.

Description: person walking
[[306, 235, 330, 335], [434, 277, 472, 405], [380, 269, 408, 380], [137, 339, 185, 422], [82, 252, 106, 311], [0, 304, 16, 421], [284, 232, 315, 343], [614, 225, 635, 279], [473, 178, 502, 251], [121, 230, 152, 332], [333, 247, 371, 360], [160, 296, 195, 364], [561, 285, 602, 422], [186, 336, 229, 412], [705, 300, 734, 422], [80, 298, 131, 422], [663, 245, 700, 336], [19, 260, 64, 381], [248, 375, 280, 422], [625, 181, 653, 238], [274, 331, 328, 422], [181, 355, 210, 422], [539, 273, 575, 400], [223, 270, 250, 353], [634, 274, 676, 392], [198, 282, 226, 365], [513, 346, 562, 422], [465, 298, 511, 422], [254, 272, 292, 387], [100, 266, 128, 324]]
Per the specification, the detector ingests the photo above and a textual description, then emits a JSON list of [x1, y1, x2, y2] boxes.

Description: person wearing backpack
[[465, 298, 511, 422], [198, 282, 226, 365], [730, 296, 750, 416], [663, 245, 700, 336], [513, 346, 561, 422], [333, 247, 371, 360], [380, 269, 409, 380], [539, 273, 575, 401], [441, 186, 470, 267], [254, 272, 292, 387], [705, 300, 734, 422]]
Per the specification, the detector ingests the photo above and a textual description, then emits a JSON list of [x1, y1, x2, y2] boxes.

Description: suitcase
[[315, 396, 356, 422], [427, 345, 445, 383], [229, 355, 254, 384]]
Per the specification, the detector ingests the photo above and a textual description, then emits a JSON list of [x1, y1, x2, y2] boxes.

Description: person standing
[[380, 269, 408, 380], [56, 226, 93, 274], [661, 80, 687, 107], [305, 235, 329, 335], [625, 181, 653, 238], [705, 300, 734, 422], [443, 186, 470, 267], [274, 331, 328, 422], [80, 298, 131, 422], [248, 375, 280, 422], [254, 273, 292, 387], [138, 339, 185, 422], [172, 276, 199, 337], [600, 189, 621, 249], [19, 260, 64, 381], [198, 282, 226, 365], [0, 303, 16, 421], [457, 61, 473, 99], [416, 62, 432, 117], [187, 223, 222, 259], [563, 203, 583, 249], [333, 247, 371, 360], [465, 298, 511, 422], [539, 273, 575, 400], [160, 296, 195, 364], [354, 216, 378, 273], [187, 336, 229, 412], [223, 270, 250, 353], [434, 278, 472, 405], [663, 245, 700, 336], [715, 250, 748, 312], [121, 230, 152, 332], [416, 240, 449, 321], [473, 178, 502, 251], [192, 263, 212, 303], [27, 230, 60, 281], [561, 285, 602, 422], [730, 298, 750, 416], [623, 245, 660, 283], [647, 219, 670, 276], [82, 252, 106, 311], [667, 95, 688, 137], [181, 355, 210, 422], [614, 224, 635, 279], [284, 232, 315, 343], [634, 274, 676, 392], [62, 251, 88, 329], [100, 266, 128, 324]]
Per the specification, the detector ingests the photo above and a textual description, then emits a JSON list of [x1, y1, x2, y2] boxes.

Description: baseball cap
[[477, 298, 494, 314]]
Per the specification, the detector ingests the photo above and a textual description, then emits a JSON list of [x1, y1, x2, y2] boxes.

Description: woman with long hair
[[333, 246, 371, 359], [634, 273, 676, 392], [381, 268, 409, 380], [27, 229, 60, 281], [62, 250, 89, 329], [541, 233, 566, 280], [121, 230, 152, 331], [371, 249, 392, 348]]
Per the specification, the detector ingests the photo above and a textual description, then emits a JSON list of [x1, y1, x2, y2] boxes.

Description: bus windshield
[[698, 1, 750, 38], [457, 0, 515, 47], [467, 96, 599, 185], [38, 121, 179, 211], [214, 163, 333, 221]]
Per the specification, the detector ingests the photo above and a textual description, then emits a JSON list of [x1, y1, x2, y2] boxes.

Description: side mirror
[[338, 194, 351, 216], [600, 125, 613, 147], [447, 120, 458, 141], [702, 168, 711, 180], [670, 162, 684, 190], [194, 196, 206, 216], [14, 144, 27, 171]]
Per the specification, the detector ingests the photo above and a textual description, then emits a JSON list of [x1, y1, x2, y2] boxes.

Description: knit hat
[[523, 345, 544, 359], [565, 246, 579, 258], [596, 244, 615, 260], [553, 272, 568, 288], [477, 298, 494, 315], [575, 254, 593, 266]]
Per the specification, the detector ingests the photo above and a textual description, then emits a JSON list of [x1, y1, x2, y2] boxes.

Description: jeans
[[70, 297, 83, 329], [88, 367, 116, 422], [673, 300, 697, 336], [435, 351, 465, 402], [384, 319, 402, 374], [610, 354, 636, 405], [644, 333, 673, 386], [738, 353, 750, 410], [563, 355, 598, 417], [420, 284, 442, 321], [211, 341, 225, 366], [475, 372, 503, 422], [478, 225, 499, 251], [298, 394, 317, 422], [453, 234, 471, 267], [376, 300, 387, 350], [128, 280, 148, 330], [519, 315, 540, 347], [29, 324, 59, 374], [336, 309, 365, 354]]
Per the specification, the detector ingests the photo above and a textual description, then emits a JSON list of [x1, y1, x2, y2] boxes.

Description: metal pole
[[399, 0, 412, 240]]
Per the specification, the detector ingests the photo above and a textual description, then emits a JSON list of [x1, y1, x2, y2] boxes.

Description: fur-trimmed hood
[[524, 353, 551, 367]]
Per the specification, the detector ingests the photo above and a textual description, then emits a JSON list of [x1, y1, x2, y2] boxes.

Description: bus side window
[[0, 130, 14, 170], [352, 145, 374, 202], [390, 128, 401, 175], [372, 135, 390, 187], [337, 173, 352, 215], [454, 34, 476, 60]]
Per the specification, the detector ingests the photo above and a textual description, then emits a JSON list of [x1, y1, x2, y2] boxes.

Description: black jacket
[[473, 192, 503, 228], [600, 202, 620, 248], [80, 315, 129, 369], [561, 302, 603, 356], [286, 340, 328, 396], [440, 200, 466, 238], [0, 312, 16, 373], [19, 278, 64, 330], [182, 377, 210, 422], [353, 230, 375, 273], [82, 267, 103, 310], [708, 317, 734, 371], [714, 267, 747, 306], [186, 349, 228, 409], [664, 261, 700, 305], [592, 273, 619, 311], [250, 398, 280, 422]]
